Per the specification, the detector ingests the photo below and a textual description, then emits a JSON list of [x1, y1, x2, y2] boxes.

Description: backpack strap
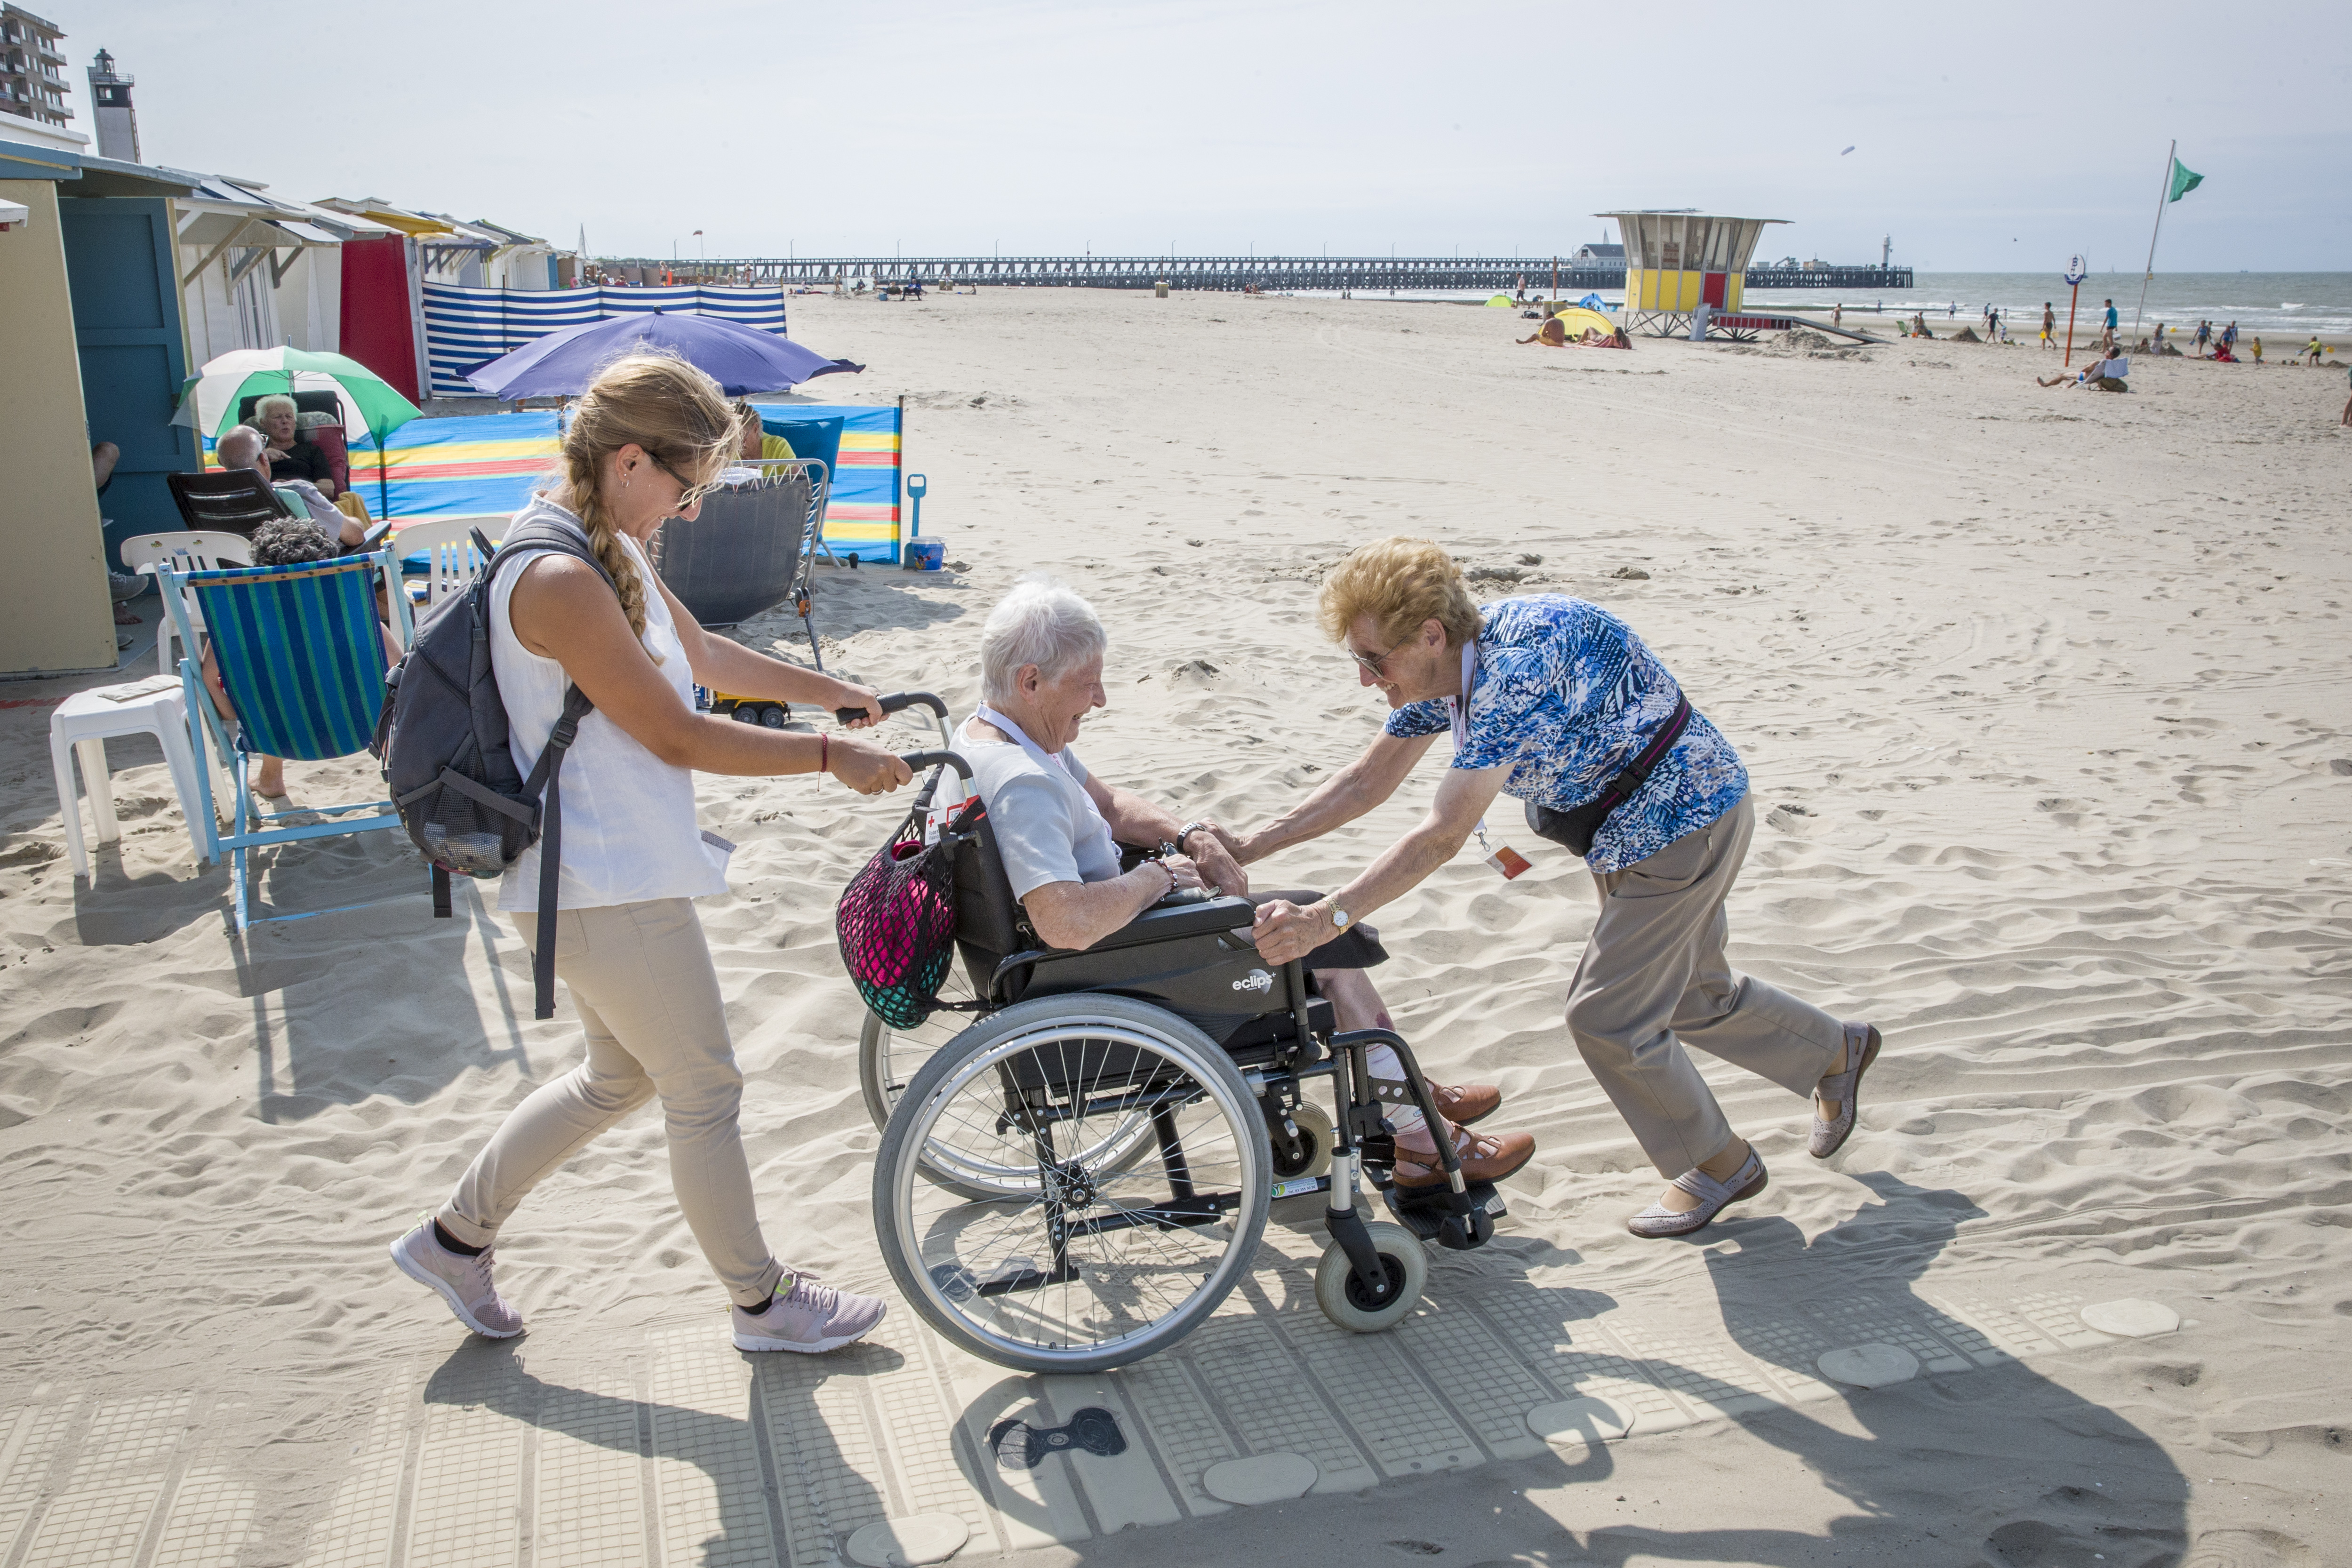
[[521, 684, 596, 1019], [491, 518, 618, 1020]]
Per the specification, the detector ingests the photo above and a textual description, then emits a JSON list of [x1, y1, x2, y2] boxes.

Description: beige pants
[[437, 898, 786, 1309], [1565, 795, 1844, 1177]]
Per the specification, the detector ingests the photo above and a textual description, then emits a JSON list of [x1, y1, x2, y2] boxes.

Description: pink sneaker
[[390, 1216, 523, 1338], [731, 1273, 887, 1353]]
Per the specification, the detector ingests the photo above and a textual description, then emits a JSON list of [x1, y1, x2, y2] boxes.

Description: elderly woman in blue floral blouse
[[1238, 538, 1884, 1239]]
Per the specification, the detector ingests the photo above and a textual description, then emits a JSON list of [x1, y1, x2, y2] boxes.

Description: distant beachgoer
[[2103, 299, 2118, 336], [2040, 303, 2055, 350], [1911, 312, 1934, 338], [2211, 343, 2238, 364], [2250, 338, 2263, 364], [2195, 321, 2211, 357], [1987, 307, 2001, 341], [388, 353, 911, 1354], [1948, 302, 1956, 319], [1519, 316, 1569, 346], [2308, 337, 2326, 366], [2341, 364, 2351, 425], [2038, 355, 2129, 391], [2222, 320, 2238, 351], [1832, 303, 1843, 328]]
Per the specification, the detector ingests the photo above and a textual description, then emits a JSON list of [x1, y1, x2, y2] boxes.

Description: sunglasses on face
[[652, 455, 723, 509], [1349, 642, 1398, 679]]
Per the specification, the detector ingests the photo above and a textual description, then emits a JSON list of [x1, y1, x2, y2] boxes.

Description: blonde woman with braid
[[392, 355, 912, 1353]]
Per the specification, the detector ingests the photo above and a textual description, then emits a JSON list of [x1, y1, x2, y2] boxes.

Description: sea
[[1289, 272, 2352, 339]]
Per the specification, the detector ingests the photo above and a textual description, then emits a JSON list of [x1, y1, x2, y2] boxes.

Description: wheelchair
[[845, 694, 1506, 1374]]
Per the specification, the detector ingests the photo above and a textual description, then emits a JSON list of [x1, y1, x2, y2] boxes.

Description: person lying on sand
[[1519, 317, 1633, 350], [2038, 356, 2130, 391], [1242, 540, 1881, 1240], [954, 576, 1536, 1190]]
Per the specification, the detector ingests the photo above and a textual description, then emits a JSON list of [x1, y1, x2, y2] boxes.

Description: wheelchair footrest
[[1382, 1182, 1506, 1248]]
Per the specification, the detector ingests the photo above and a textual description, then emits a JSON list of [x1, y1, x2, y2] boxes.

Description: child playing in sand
[[2251, 337, 2263, 364], [2309, 337, 2327, 366]]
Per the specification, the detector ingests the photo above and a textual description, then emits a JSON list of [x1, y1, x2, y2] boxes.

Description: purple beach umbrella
[[463, 310, 864, 400]]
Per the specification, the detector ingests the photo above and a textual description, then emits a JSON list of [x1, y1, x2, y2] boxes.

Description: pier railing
[[588, 256, 1913, 293]]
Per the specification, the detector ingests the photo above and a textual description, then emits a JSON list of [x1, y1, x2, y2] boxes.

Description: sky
[[30, 0, 2352, 272]]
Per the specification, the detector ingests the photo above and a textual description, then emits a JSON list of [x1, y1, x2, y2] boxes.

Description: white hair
[[251, 393, 298, 424], [980, 575, 1106, 707], [216, 424, 266, 471]]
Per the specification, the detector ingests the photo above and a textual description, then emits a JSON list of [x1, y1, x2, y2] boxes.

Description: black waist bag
[[1526, 695, 1692, 857]]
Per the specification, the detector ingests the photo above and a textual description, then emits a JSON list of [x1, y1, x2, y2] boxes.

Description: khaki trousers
[[438, 898, 786, 1309], [1565, 795, 1844, 1177]]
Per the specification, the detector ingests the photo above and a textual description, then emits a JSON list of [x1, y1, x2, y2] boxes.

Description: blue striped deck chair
[[159, 550, 414, 931]]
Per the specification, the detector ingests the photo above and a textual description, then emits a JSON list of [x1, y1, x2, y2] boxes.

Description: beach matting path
[[2, 287, 2349, 1566]]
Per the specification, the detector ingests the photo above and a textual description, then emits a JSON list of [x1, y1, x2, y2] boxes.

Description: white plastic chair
[[121, 530, 254, 676], [49, 676, 212, 880], [390, 515, 505, 611]]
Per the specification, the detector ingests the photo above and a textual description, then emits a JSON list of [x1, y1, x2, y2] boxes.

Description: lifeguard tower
[[1601, 210, 1785, 336]]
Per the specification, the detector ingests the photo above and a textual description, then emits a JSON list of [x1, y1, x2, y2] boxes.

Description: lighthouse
[[87, 47, 136, 161]]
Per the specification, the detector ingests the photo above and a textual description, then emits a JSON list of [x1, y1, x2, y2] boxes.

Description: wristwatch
[[1323, 902, 1353, 931], [1177, 820, 1210, 853]]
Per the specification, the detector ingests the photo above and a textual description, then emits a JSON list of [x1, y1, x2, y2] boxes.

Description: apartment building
[[0, 5, 71, 129]]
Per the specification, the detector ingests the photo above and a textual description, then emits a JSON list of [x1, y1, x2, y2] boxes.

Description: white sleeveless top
[[490, 495, 729, 912]]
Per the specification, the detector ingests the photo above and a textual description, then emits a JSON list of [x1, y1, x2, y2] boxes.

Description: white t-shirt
[[957, 716, 1123, 898], [490, 495, 729, 912]]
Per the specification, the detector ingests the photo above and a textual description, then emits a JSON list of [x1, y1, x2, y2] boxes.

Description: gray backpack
[[372, 519, 609, 1018]]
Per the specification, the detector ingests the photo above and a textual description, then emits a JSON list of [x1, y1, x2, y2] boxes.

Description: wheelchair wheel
[[1313, 1220, 1427, 1334], [875, 993, 1270, 1373], [861, 989, 1157, 1200]]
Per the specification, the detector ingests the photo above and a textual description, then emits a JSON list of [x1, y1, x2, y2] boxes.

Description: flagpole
[[2131, 139, 2175, 344]]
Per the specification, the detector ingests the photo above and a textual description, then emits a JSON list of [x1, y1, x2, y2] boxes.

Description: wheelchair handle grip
[[836, 690, 949, 727], [900, 749, 970, 776]]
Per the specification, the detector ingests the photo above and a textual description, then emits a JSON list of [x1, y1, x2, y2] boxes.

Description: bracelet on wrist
[[819, 732, 829, 777]]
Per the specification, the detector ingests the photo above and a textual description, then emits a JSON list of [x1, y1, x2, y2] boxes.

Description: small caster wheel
[[1268, 1102, 1334, 1182], [1314, 1220, 1426, 1333]]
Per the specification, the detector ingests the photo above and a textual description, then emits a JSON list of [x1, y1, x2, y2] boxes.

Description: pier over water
[[594, 255, 1913, 293]]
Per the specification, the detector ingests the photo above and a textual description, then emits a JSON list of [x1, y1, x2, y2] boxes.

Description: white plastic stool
[[48, 677, 211, 882]]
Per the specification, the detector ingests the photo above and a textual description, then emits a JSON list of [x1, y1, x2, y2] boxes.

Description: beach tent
[[1486, 294, 1515, 307], [1544, 306, 1617, 340]]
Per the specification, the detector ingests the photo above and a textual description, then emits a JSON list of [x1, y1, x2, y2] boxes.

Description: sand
[[2, 286, 2349, 1568]]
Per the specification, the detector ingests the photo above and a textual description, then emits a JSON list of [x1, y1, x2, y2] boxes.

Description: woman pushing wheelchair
[[954, 576, 1537, 1188], [1243, 538, 1884, 1239]]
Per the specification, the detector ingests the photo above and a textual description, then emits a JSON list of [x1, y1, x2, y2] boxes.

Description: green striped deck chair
[[160, 550, 410, 931]]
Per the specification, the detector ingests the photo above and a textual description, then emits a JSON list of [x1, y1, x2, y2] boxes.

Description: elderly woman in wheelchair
[[850, 578, 1532, 1373]]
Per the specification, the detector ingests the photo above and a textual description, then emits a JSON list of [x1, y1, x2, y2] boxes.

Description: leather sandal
[[1810, 1023, 1882, 1160], [1625, 1150, 1768, 1239], [1431, 1081, 1500, 1126], [1393, 1126, 1535, 1189]]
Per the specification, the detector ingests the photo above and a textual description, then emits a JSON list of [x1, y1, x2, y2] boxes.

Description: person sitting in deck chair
[[731, 400, 798, 464], [196, 517, 402, 799], [1519, 315, 1569, 346], [953, 576, 1538, 1191], [217, 426, 364, 547]]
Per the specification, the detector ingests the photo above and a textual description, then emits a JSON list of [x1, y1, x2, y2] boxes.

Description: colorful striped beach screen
[[345, 405, 907, 560], [754, 403, 905, 564], [421, 284, 790, 399]]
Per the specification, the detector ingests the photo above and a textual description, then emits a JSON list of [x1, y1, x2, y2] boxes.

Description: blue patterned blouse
[[1384, 595, 1748, 872]]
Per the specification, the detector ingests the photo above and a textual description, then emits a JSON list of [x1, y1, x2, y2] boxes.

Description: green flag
[[2168, 156, 2204, 201]]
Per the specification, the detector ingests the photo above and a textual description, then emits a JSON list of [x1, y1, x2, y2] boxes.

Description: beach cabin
[[1600, 210, 1784, 336], [0, 126, 128, 672]]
